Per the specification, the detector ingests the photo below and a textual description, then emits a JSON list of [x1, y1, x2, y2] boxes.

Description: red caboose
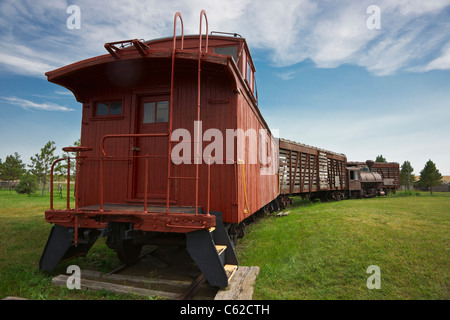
[[39, 12, 279, 288]]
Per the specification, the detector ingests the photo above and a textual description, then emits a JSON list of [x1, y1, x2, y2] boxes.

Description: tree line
[[0, 140, 79, 196], [376, 154, 444, 194], [0, 148, 444, 196]]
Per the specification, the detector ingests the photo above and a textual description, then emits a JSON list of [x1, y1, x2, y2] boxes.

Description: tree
[[375, 155, 386, 163], [0, 152, 26, 191], [29, 141, 58, 196], [55, 139, 80, 179], [15, 173, 38, 196], [400, 161, 415, 190], [418, 159, 442, 194]]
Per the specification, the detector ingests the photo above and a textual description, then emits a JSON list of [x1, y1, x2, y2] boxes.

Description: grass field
[[0, 189, 449, 300], [237, 193, 450, 300], [0, 190, 144, 299]]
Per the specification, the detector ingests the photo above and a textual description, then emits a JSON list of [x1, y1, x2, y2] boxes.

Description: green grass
[[0, 190, 150, 300], [236, 193, 450, 300], [1, 189, 449, 299]]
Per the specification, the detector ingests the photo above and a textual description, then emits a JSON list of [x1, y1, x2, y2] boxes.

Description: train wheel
[[116, 239, 142, 265]]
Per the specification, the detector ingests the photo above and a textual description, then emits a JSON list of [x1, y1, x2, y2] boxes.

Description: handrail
[[199, 10, 209, 53], [49, 153, 236, 217], [49, 157, 71, 211], [194, 10, 209, 216], [166, 12, 184, 214], [172, 12, 184, 51], [104, 39, 150, 59]]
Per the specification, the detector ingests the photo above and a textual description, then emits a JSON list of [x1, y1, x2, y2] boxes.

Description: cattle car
[[39, 11, 279, 289], [278, 139, 347, 202]]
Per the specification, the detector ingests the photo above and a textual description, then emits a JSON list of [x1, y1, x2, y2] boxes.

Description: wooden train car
[[39, 11, 279, 289], [278, 139, 347, 202]]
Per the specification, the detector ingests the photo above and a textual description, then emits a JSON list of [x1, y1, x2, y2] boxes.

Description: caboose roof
[[46, 33, 272, 138], [45, 35, 253, 103]]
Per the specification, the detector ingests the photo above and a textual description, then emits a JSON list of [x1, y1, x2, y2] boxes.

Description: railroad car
[[278, 139, 347, 202], [39, 11, 279, 289]]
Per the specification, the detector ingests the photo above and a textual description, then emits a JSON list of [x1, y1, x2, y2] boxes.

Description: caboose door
[[133, 95, 174, 202]]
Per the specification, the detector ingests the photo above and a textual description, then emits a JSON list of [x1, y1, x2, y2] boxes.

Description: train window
[[156, 101, 169, 123], [214, 46, 237, 62], [143, 102, 156, 123], [350, 171, 359, 180], [110, 102, 122, 115], [246, 61, 254, 92], [143, 101, 169, 124], [96, 101, 122, 116], [96, 103, 109, 116]]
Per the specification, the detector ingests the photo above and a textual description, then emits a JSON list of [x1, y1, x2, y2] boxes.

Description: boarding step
[[186, 212, 238, 289], [224, 264, 238, 282], [215, 245, 227, 255]]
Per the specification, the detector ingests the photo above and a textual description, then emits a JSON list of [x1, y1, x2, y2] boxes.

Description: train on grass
[[39, 11, 399, 289]]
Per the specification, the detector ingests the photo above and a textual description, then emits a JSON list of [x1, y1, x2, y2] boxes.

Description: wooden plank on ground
[[214, 266, 259, 300], [81, 270, 192, 287], [51, 274, 180, 299]]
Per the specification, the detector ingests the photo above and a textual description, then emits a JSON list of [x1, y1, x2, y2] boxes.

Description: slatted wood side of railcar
[[278, 139, 347, 196], [370, 162, 400, 190]]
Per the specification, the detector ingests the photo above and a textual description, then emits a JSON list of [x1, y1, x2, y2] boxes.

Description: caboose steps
[[187, 212, 238, 289], [224, 264, 238, 282]]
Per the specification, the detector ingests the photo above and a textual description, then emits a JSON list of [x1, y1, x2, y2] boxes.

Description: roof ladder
[[166, 12, 185, 214]]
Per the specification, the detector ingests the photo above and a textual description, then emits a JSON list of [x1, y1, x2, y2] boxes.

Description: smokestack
[[366, 160, 375, 171]]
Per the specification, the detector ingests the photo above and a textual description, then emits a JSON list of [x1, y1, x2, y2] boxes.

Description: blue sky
[[1, 0, 449, 175]]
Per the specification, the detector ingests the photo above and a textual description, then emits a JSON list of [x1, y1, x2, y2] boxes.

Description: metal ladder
[[169, 11, 238, 289]]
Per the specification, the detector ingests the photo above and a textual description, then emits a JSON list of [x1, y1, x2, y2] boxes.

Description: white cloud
[[0, 53, 57, 77], [421, 43, 450, 71], [55, 90, 74, 96], [0, 0, 449, 77], [2, 96, 74, 112]]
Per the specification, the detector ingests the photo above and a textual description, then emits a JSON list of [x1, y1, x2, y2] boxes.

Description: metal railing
[[49, 150, 214, 216]]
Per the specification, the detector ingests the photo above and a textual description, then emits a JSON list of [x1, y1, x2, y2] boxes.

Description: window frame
[[142, 100, 169, 125], [93, 100, 123, 118], [214, 46, 238, 63]]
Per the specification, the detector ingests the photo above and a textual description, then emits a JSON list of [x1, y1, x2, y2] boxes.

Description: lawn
[[236, 193, 450, 299], [0, 190, 140, 299], [0, 189, 448, 300]]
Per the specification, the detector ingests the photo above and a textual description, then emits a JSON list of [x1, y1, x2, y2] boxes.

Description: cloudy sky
[[0, 0, 449, 175]]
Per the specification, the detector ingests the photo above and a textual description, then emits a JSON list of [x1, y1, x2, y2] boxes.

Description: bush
[[15, 173, 38, 196], [393, 190, 421, 197]]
